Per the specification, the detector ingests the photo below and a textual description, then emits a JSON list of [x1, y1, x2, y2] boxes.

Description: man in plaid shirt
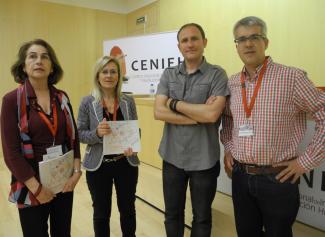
[[221, 16, 325, 237]]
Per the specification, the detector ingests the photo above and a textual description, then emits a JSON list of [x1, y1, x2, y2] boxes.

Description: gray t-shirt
[[156, 58, 229, 171]]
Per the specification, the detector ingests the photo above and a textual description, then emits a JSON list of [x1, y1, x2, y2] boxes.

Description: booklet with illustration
[[39, 150, 74, 194], [103, 120, 141, 155]]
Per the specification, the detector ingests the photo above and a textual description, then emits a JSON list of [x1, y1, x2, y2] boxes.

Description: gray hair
[[233, 16, 267, 38], [92, 56, 123, 101]]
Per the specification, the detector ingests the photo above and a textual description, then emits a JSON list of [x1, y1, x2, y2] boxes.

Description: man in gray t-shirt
[[154, 23, 229, 237]]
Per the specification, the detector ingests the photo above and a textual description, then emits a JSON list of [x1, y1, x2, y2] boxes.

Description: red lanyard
[[102, 97, 118, 121], [37, 100, 58, 138], [240, 57, 268, 118]]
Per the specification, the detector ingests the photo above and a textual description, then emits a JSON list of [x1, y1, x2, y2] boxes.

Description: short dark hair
[[11, 39, 63, 84], [177, 23, 206, 42]]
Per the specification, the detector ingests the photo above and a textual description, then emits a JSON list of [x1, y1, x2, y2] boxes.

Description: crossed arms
[[154, 94, 226, 125]]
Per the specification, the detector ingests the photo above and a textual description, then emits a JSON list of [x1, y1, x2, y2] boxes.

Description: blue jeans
[[163, 161, 220, 237], [86, 158, 138, 237], [232, 162, 300, 237]]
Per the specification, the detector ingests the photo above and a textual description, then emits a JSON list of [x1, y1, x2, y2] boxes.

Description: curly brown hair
[[11, 39, 63, 84]]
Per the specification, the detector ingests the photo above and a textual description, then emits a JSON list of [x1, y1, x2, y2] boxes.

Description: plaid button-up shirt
[[221, 57, 325, 171]]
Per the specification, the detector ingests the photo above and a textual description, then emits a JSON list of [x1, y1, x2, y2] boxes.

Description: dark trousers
[[86, 158, 138, 237], [232, 162, 300, 237], [18, 192, 73, 237], [163, 161, 220, 237]]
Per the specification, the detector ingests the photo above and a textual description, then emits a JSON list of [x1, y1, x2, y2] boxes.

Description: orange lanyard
[[102, 97, 118, 121], [240, 57, 268, 118], [37, 100, 58, 138]]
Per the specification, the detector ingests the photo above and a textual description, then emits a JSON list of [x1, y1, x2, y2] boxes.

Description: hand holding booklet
[[103, 120, 141, 155], [39, 150, 74, 194]]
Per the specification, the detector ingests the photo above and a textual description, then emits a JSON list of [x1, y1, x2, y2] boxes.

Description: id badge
[[43, 153, 59, 161], [239, 124, 254, 137], [46, 145, 63, 155], [44, 145, 63, 160]]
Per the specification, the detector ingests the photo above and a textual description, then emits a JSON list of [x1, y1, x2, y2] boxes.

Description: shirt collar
[[178, 57, 208, 75], [243, 56, 273, 80]]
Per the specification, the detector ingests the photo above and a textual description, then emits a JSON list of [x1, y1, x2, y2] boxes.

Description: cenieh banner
[[103, 31, 183, 95], [298, 163, 325, 231], [296, 120, 325, 231]]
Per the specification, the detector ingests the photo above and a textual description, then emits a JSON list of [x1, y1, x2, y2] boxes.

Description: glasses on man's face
[[234, 34, 266, 45], [101, 69, 118, 76]]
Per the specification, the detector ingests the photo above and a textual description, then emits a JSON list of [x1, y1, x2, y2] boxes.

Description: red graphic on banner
[[110, 46, 128, 82]]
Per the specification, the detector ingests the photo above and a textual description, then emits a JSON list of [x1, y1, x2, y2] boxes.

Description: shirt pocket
[[190, 83, 209, 103], [169, 82, 183, 99]]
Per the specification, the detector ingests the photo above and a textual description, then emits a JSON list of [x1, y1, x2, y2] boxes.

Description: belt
[[235, 161, 286, 175], [102, 154, 125, 163]]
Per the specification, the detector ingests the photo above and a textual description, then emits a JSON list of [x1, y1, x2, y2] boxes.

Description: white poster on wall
[[103, 32, 183, 95]]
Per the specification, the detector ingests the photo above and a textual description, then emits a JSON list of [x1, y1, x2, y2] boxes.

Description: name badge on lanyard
[[37, 97, 61, 160], [44, 145, 63, 161], [240, 57, 268, 138], [239, 124, 254, 137]]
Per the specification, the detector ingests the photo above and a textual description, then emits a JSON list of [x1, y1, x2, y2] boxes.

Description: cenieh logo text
[[131, 57, 183, 71]]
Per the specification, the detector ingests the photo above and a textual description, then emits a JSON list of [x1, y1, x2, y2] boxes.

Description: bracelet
[[169, 99, 179, 113], [74, 168, 82, 174], [168, 99, 174, 111], [173, 100, 179, 112], [33, 183, 42, 197]]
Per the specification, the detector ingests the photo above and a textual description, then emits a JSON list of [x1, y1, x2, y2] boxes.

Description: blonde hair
[[92, 56, 123, 101]]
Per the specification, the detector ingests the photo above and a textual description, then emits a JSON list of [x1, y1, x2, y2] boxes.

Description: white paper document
[[39, 150, 74, 194], [103, 120, 141, 155]]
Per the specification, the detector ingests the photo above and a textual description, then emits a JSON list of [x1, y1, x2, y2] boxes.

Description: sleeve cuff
[[91, 129, 102, 144], [297, 154, 318, 171]]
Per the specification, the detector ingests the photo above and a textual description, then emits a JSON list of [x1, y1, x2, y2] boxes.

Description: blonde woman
[[77, 56, 139, 237]]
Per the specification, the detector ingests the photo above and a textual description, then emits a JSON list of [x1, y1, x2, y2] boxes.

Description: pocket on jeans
[[265, 173, 297, 185], [265, 173, 281, 184], [259, 174, 299, 200], [232, 162, 241, 173]]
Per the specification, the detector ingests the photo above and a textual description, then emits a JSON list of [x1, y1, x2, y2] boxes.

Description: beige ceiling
[[41, 0, 157, 14]]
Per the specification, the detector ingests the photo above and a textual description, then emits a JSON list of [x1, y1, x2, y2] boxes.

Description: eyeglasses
[[234, 34, 266, 45], [101, 69, 118, 76]]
